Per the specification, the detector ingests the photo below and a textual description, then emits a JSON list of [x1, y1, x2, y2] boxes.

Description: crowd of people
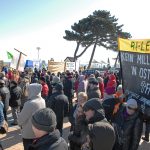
[[0, 67, 149, 150]]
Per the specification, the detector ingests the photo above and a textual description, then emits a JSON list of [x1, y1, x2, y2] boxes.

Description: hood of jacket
[[88, 110, 106, 124], [28, 83, 42, 99]]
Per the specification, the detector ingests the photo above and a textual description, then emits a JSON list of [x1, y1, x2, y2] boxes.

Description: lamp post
[[36, 47, 41, 60]]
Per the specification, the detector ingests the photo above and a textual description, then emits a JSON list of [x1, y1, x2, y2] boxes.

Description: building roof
[[64, 57, 74, 62]]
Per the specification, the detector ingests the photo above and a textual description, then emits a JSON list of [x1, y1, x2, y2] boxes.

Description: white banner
[[65, 62, 75, 72]]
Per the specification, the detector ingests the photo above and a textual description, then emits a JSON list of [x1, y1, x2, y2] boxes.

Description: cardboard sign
[[48, 61, 65, 74]]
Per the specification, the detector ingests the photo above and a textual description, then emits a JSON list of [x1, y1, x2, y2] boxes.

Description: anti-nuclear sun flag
[[118, 38, 150, 113]]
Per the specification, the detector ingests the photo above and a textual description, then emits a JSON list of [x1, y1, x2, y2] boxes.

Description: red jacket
[[99, 82, 104, 99], [41, 83, 49, 97]]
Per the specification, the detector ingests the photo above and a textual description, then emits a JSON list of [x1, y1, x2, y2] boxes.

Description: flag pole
[[14, 48, 27, 70]]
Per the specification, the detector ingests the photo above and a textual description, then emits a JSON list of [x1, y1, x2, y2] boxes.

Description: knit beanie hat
[[126, 99, 138, 109], [83, 98, 104, 113], [52, 76, 60, 84], [32, 108, 57, 132]]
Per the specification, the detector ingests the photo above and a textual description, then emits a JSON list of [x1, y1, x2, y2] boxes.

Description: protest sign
[[48, 61, 65, 74], [118, 38, 150, 113], [65, 62, 75, 72]]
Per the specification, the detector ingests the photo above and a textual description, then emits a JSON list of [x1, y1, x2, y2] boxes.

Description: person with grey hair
[[28, 108, 68, 150]]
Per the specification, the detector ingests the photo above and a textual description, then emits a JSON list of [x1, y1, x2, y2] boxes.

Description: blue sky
[[0, 0, 150, 64]]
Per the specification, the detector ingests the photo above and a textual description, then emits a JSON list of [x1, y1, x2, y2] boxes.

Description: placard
[[118, 38, 150, 113]]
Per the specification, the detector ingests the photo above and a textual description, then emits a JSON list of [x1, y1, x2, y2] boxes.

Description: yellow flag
[[118, 38, 150, 53]]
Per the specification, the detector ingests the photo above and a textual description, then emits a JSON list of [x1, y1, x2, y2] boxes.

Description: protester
[[0, 96, 4, 129], [105, 73, 117, 96], [28, 108, 68, 150], [87, 78, 101, 100], [40, 76, 49, 100], [83, 98, 115, 150], [112, 98, 143, 150], [69, 92, 87, 131], [18, 83, 46, 150], [68, 92, 88, 150], [142, 107, 150, 142], [0, 96, 4, 150], [97, 77, 104, 99], [63, 73, 74, 112], [47, 83, 68, 136], [0, 79, 10, 121], [19, 76, 30, 110], [9, 80, 22, 125], [103, 95, 126, 122], [77, 75, 88, 94]]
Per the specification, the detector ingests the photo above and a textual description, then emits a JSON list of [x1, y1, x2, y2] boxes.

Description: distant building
[[64, 57, 74, 62]]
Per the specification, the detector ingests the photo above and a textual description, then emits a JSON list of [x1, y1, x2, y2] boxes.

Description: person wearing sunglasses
[[112, 98, 143, 150]]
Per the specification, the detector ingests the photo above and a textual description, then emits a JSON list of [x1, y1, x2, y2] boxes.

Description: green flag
[[7, 51, 13, 59]]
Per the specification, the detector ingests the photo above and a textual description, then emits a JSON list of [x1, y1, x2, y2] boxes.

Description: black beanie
[[83, 98, 104, 113], [32, 108, 57, 132]]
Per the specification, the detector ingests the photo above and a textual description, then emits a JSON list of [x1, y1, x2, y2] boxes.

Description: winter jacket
[[102, 98, 122, 122], [41, 83, 49, 97], [112, 105, 143, 150], [0, 101, 4, 127], [0, 86, 10, 111], [77, 75, 87, 93], [47, 92, 68, 130], [9, 85, 22, 107], [63, 77, 74, 100], [28, 129, 68, 150], [69, 104, 77, 130], [18, 83, 46, 139], [99, 82, 104, 99], [87, 110, 115, 150], [19, 80, 30, 107], [68, 114, 88, 150], [87, 87, 101, 100]]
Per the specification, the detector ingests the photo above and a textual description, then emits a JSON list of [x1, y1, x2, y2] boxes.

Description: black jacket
[[0, 86, 10, 111], [102, 98, 122, 122], [9, 86, 22, 107], [47, 92, 68, 123], [63, 77, 74, 99], [28, 130, 68, 150], [112, 105, 143, 150], [87, 87, 101, 100], [87, 111, 115, 150]]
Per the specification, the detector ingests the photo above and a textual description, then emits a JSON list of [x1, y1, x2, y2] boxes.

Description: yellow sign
[[118, 38, 150, 53]]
